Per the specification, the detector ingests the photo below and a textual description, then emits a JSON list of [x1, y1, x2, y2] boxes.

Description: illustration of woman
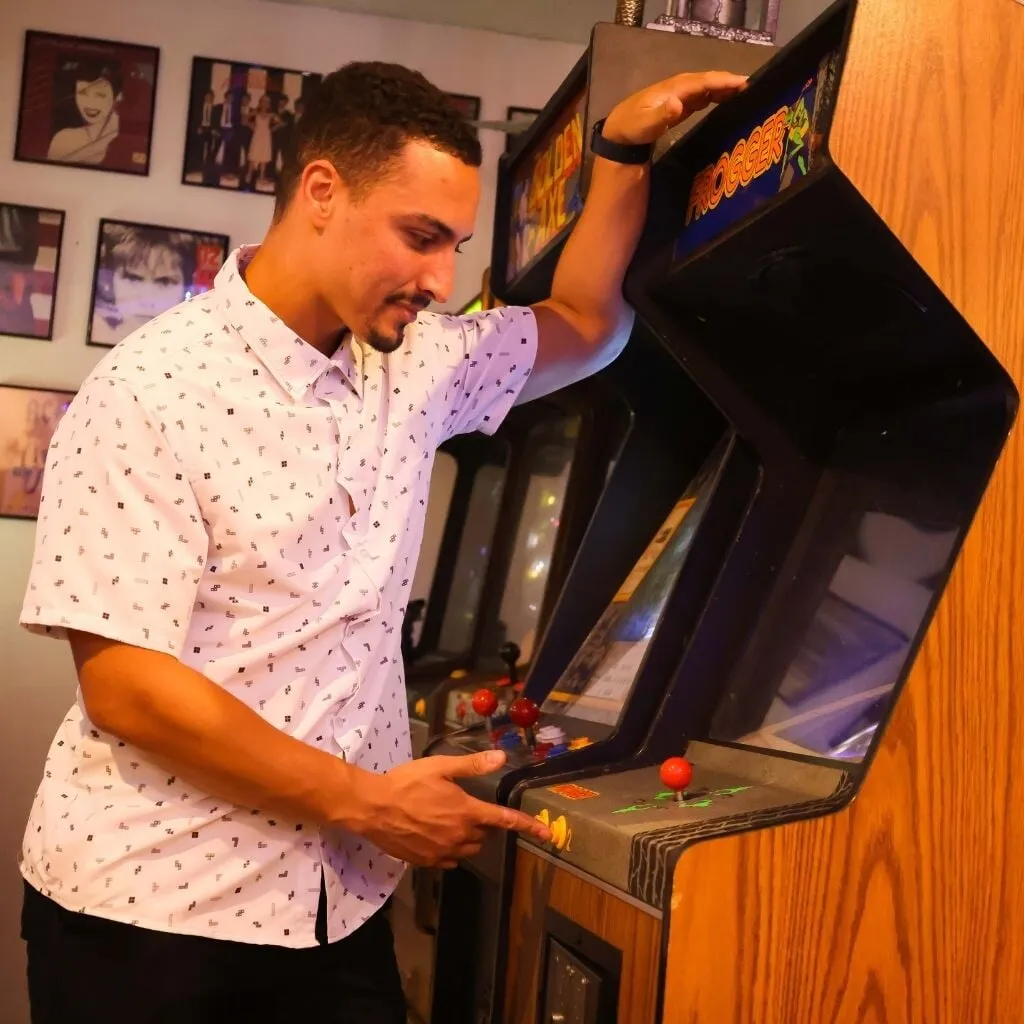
[[46, 58, 124, 166]]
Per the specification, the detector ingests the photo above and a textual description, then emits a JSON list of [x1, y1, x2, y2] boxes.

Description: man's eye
[[407, 232, 434, 251]]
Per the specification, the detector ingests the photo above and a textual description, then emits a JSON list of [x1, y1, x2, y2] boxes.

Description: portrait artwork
[[0, 384, 74, 519], [0, 203, 65, 341], [87, 219, 230, 347], [182, 57, 322, 194], [14, 31, 159, 176]]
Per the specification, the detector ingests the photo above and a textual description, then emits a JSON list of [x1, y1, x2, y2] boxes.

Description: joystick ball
[[659, 756, 693, 794], [507, 697, 540, 728], [471, 689, 498, 718]]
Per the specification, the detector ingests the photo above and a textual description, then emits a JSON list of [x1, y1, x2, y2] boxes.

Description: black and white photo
[[182, 56, 321, 194]]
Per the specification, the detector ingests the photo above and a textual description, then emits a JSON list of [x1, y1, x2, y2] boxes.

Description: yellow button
[[414, 698, 426, 717], [550, 815, 571, 852], [450, 669, 468, 680], [534, 808, 550, 828], [568, 737, 591, 750]]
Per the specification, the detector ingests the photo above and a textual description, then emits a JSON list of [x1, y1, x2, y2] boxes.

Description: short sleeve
[[439, 305, 538, 440], [20, 375, 209, 656]]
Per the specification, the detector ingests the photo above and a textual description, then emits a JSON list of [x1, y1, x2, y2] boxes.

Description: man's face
[[311, 141, 480, 353]]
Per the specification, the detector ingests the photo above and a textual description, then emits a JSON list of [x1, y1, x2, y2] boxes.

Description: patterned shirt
[[19, 246, 537, 947]]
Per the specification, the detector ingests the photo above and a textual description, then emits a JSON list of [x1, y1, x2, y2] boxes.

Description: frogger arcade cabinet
[[497, 1, 1021, 1021], [423, 22, 774, 1024]]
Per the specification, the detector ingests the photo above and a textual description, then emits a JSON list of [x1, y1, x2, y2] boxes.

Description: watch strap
[[590, 117, 653, 165]]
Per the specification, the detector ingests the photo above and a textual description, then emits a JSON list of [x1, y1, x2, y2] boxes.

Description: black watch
[[590, 117, 653, 165]]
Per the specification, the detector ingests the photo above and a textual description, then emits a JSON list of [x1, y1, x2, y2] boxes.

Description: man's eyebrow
[[406, 213, 472, 244]]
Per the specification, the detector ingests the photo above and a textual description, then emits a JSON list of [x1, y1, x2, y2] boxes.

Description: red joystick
[[507, 696, 540, 748], [471, 688, 498, 718], [660, 757, 693, 803], [507, 697, 540, 728]]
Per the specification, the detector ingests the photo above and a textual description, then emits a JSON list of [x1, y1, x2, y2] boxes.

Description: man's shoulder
[[85, 292, 236, 395]]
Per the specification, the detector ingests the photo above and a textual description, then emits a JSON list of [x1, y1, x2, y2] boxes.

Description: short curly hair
[[274, 61, 482, 216]]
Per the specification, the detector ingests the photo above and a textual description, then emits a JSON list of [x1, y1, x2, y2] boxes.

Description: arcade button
[[568, 736, 592, 751], [449, 669, 468, 680], [549, 815, 571, 852], [659, 756, 694, 803], [413, 698, 426, 718], [498, 730, 522, 750], [536, 724, 566, 747]]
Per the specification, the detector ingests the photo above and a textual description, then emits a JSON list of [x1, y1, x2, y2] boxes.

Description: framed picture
[[0, 384, 75, 520], [14, 30, 159, 176], [87, 218, 230, 348], [182, 56, 322, 194], [0, 203, 65, 341], [505, 105, 541, 153], [446, 93, 482, 131]]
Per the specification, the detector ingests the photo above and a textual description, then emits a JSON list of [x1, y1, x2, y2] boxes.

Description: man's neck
[[243, 236, 348, 357]]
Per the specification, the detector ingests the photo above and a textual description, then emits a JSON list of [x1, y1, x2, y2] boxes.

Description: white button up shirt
[[19, 246, 537, 946]]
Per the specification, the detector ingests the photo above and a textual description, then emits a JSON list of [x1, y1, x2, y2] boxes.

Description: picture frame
[[0, 383, 75, 520], [87, 218, 231, 348], [0, 202, 65, 341], [182, 56, 322, 195], [446, 93, 482, 132], [505, 105, 541, 153], [14, 30, 159, 177]]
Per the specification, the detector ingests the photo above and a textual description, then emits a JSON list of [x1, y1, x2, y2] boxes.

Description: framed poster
[[0, 384, 74, 520], [182, 56, 322, 194], [87, 218, 230, 347], [0, 203, 65, 341], [14, 31, 159, 176], [505, 105, 540, 153], [446, 93, 481, 132]]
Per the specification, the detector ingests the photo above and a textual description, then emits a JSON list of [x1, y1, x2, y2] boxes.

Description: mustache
[[384, 292, 431, 312]]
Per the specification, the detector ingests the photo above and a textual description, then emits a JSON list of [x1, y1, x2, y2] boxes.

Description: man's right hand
[[355, 750, 552, 868]]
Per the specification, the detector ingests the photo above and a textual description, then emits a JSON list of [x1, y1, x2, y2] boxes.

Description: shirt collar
[[213, 245, 363, 400]]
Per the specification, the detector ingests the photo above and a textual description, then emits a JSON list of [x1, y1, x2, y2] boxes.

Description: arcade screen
[[674, 44, 840, 263], [710, 418, 964, 763], [505, 85, 586, 287], [478, 413, 580, 671], [541, 437, 730, 727]]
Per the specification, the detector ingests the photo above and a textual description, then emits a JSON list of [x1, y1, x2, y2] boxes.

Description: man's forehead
[[374, 142, 479, 230]]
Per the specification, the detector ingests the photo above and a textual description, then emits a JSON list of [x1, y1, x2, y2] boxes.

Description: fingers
[[435, 749, 507, 778], [476, 802, 552, 842], [674, 70, 748, 93]]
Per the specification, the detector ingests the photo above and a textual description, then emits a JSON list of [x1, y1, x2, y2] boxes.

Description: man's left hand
[[602, 70, 748, 147]]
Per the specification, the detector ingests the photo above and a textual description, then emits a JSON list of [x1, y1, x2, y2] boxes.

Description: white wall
[[0, 1, 580, 1019]]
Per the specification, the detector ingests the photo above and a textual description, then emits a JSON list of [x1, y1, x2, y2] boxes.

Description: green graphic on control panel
[[612, 785, 751, 815]]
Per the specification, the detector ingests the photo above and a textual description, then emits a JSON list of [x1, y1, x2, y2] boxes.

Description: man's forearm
[[548, 156, 650, 335], [70, 632, 383, 831]]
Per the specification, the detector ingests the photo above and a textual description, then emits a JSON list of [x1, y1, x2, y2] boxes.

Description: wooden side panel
[[663, 0, 1024, 1021], [505, 848, 662, 1024]]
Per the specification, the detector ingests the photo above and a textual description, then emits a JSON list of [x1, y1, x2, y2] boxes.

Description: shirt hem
[[19, 864, 325, 950]]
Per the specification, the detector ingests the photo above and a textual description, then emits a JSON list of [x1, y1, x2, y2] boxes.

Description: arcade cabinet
[[495, 1, 1023, 1022], [403, 288, 628, 756], [423, 19, 776, 1024]]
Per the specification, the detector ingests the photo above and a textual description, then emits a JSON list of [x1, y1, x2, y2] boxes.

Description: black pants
[[21, 880, 406, 1023]]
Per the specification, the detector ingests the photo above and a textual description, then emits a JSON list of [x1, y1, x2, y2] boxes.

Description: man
[[18, 61, 744, 1022]]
